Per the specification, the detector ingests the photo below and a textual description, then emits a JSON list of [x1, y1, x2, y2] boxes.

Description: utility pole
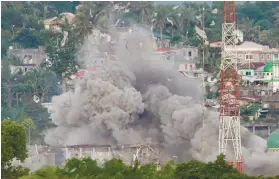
[[28, 126, 31, 145], [201, 5, 205, 161], [202, 6, 205, 67]]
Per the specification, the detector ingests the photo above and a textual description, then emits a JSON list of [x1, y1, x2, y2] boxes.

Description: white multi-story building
[[210, 41, 279, 64], [227, 41, 279, 63]]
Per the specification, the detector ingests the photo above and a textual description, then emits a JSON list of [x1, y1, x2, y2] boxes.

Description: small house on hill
[[7, 46, 47, 74]]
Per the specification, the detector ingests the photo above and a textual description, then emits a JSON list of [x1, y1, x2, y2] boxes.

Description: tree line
[[2, 120, 279, 179], [20, 156, 279, 179], [2, 120, 278, 179]]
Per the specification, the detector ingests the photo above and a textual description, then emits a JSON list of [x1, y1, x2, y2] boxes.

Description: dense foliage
[[1, 56, 58, 143], [240, 104, 261, 116], [20, 155, 279, 179], [1, 120, 30, 179], [3, 2, 279, 54]]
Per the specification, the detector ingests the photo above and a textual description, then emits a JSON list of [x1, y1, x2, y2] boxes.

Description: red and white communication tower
[[219, 1, 243, 172]]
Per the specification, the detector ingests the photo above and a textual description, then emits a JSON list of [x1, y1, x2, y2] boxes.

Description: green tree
[[128, 2, 154, 25], [274, 7, 279, 28], [260, 28, 279, 48], [19, 166, 60, 179], [73, 1, 110, 38], [60, 157, 102, 178], [240, 104, 261, 116], [12, 28, 43, 48], [1, 56, 25, 109], [23, 68, 58, 102], [175, 160, 206, 179], [20, 115, 36, 145], [1, 2, 25, 30], [43, 21, 78, 79], [1, 120, 29, 179], [175, 154, 250, 179], [153, 4, 171, 40], [157, 160, 175, 179], [50, 1, 80, 14], [238, 17, 260, 42], [23, 102, 52, 132], [20, 155, 276, 179]]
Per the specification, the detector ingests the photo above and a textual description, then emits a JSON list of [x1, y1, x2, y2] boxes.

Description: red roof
[[155, 48, 170, 52], [154, 48, 176, 55], [71, 67, 97, 78], [238, 62, 266, 69], [73, 70, 86, 77]]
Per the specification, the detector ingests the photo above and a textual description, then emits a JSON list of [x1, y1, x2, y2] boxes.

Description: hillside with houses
[[2, 2, 279, 178]]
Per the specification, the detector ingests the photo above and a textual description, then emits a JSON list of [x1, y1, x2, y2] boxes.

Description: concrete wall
[[174, 47, 199, 61], [7, 47, 47, 67], [238, 69, 255, 77], [64, 145, 161, 166], [12, 153, 56, 172], [235, 52, 274, 64], [9, 64, 36, 74]]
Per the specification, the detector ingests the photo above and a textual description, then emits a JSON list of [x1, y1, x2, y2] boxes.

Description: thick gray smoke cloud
[[45, 27, 279, 176]]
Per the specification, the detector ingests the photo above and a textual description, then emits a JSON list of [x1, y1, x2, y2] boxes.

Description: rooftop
[[70, 67, 97, 79], [43, 17, 64, 25], [238, 62, 266, 69], [226, 41, 279, 52], [7, 46, 45, 54]]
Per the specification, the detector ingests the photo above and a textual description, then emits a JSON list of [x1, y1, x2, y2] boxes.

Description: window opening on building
[[245, 54, 253, 60], [24, 55, 33, 64], [246, 71, 251, 76]]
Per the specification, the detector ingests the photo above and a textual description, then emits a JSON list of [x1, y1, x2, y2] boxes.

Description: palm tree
[[167, 6, 196, 45], [128, 2, 154, 26], [153, 4, 170, 40], [179, 6, 196, 35], [73, 1, 111, 38], [167, 6, 182, 38]]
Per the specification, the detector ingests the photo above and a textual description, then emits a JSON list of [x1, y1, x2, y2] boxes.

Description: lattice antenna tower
[[219, 1, 243, 172]]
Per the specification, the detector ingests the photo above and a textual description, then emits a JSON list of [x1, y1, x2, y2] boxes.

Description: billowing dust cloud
[[45, 27, 279, 176]]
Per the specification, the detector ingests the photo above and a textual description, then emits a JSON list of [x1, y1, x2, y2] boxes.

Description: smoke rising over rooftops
[[45, 27, 279, 176]]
